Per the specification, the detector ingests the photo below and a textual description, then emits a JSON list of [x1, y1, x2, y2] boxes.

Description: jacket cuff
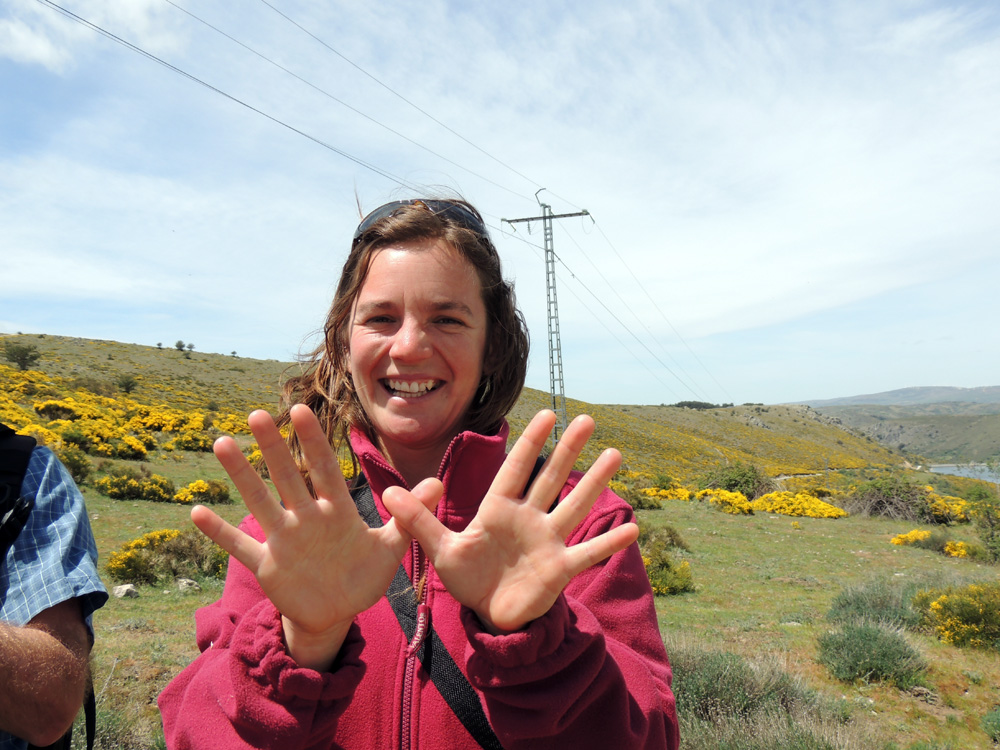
[[232, 601, 365, 703], [462, 595, 597, 681]]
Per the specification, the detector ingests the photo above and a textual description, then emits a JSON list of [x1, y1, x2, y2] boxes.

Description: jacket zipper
[[401, 539, 430, 749]]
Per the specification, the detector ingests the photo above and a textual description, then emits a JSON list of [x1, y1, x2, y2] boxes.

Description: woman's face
[[349, 239, 488, 466]]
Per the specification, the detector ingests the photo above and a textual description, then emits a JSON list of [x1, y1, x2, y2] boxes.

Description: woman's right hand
[[191, 404, 424, 671]]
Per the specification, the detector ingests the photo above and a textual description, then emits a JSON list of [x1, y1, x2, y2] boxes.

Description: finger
[[289, 404, 353, 509], [191, 504, 265, 573], [374, 479, 442, 558], [248, 410, 312, 512], [490, 410, 556, 498], [564, 522, 639, 577], [525, 414, 595, 510], [550, 447, 622, 535], [214, 435, 285, 532], [382, 481, 448, 559]]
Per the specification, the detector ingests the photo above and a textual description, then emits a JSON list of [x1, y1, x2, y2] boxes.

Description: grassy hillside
[[3, 333, 999, 749], [817, 404, 1000, 463]]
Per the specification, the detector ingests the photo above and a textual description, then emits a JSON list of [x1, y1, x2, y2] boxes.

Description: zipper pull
[[407, 603, 431, 656]]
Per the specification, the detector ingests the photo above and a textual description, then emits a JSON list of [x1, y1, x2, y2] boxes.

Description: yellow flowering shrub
[[339, 456, 356, 480], [165, 430, 215, 452], [173, 479, 231, 505], [641, 487, 693, 502], [750, 491, 848, 519], [924, 491, 970, 524], [891, 529, 932, 546], [914, 583, 1000, 649], [214, 412, 251, 435], [943, 541, 969, 558], [95, 467, 175, 502], [105, 529, 182, 583], [695, 488, 753, 515], [105, 528, 228, 584]]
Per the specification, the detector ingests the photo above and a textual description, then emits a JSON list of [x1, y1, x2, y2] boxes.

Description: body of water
[[929, 464, 1000, 484]]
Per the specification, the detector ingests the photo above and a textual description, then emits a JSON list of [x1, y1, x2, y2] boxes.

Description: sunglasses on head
[[352, 199, 490, 246]]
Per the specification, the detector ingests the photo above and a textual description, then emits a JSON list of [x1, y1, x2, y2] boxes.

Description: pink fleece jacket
[[158, 422, 679, 749]]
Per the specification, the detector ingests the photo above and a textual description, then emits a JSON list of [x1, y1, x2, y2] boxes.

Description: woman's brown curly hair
[[275, 198, 530, 470]]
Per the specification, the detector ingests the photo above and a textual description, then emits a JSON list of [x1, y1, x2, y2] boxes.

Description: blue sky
[[2, 0, 998, 406]]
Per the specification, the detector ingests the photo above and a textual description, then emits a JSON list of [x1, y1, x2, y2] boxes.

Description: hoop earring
[[477, 376, 492, 406]]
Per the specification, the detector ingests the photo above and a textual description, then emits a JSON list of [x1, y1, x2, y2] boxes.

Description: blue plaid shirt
[[1, 445, 108, 749]]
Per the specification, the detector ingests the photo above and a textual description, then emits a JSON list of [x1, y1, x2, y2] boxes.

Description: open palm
[[384, 410, 638, 634], [192, 405, 417, 668]]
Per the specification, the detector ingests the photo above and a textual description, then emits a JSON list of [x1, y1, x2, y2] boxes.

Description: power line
[[591, 221, 735, 404], [36, 0, 419, 190], [499, 228, 697, 402], [161, 0, 532, 203], [558, 222, 711, 402], [256, 0, 586, 212]]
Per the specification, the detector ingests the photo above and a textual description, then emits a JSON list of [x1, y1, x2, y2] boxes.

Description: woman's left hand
[[382, 409, 638, 634]]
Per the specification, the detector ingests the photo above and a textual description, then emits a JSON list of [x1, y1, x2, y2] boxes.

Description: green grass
[[5, 333, 1000, 748]]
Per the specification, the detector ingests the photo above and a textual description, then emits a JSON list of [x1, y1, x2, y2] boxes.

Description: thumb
[[383, 480, 447, 555], [410, 477, 444, 513]]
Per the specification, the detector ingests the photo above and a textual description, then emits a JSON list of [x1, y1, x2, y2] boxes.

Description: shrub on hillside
[[94, 465, 175, 502], [173, 479, 231, 505], [913, 582, 1000, 650], [639, 521, 694, 595], [817, 623, 926, 688], [695, 488, 753, 515], [966, 488, 1000, 562], [670, 647, 816, 722], [826, 578, 922, 630], [105, 528, 227, 584], [842, 475, 925, 520], [698, 461, 775, 501], [750, 491, 848, 519], [982, 707, 1000, 743], [55, 443, 92, 485]]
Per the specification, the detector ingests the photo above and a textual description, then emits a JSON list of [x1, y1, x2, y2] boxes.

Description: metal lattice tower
[[503, 197, 589, 441]]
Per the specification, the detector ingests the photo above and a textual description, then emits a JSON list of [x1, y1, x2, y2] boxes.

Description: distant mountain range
[[793, 386, 1000, 408], [792, 386, 1000, 462]]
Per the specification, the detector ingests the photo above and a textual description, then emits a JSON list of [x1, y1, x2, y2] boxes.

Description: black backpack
[[0, 424, 95, 750]]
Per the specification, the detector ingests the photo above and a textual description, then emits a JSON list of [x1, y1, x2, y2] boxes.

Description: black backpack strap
[[352, 481, 503, 750], [0, 424, 37, 559], [350, 454, 547, 750]]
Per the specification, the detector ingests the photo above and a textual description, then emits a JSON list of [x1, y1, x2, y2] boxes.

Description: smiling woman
[[157, 197, 680, 749]]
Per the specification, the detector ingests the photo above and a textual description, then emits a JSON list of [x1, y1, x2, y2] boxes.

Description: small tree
[[186, 343, 195, 352], [699, 461, 775, 500], [175, 340, 185, 352], [2, 341, 41, 371], [116, 373, 139, 394]]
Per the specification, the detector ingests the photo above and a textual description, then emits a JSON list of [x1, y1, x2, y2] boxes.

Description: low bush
[[967, 489, 1000, 562], [982, 707, 1000, 743], [698, 461, 775, 501], [817, 623, 926, 688], [105, 528, 227, 585], [913, 581, 1000, 650], [671, 647, 815, 722], [842, 475, 925, 520], [826, 578, 922, 630], [750, 491, 847, 519], [94, 465, 175, 502], [695, 488, 753, 515], [55, 442, 92, 485], [173, 479, 231, 505], [639, 522, 694, 595]]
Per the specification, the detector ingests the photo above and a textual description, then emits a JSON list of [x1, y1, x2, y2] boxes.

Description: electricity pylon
[[503, 195, 589, 441]]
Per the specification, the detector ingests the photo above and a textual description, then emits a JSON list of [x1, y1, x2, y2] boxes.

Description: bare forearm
[[0, 606, 89, 746]]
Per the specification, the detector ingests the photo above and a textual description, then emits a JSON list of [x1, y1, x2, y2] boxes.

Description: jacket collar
[[348, 422, 510, 525]]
